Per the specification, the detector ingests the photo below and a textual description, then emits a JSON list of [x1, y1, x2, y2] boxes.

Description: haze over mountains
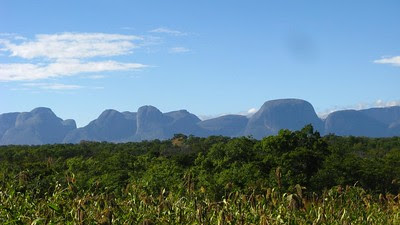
[[1, 99, 400, 145]]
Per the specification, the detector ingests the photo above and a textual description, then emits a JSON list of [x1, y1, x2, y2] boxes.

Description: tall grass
[[1, 179, 399, 224]]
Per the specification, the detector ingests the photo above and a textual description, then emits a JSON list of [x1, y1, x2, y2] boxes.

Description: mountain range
[[1, 99, 399, 145]]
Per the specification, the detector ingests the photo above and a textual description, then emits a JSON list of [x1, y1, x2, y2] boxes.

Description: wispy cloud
[[374, 56, 400, 66], [374, 99, 400, 107], [22, 82, 83, 90], [0, 32, 141, 59], [0, 33, 28, 41], [0, 32, 148, 81], [169, 47, 190, 53], [0, 59, 146, 81], [149, 27, 187, 36]]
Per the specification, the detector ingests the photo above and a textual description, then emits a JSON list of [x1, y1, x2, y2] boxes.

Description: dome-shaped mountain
[[0, 107, 76, 145], [244, 99, 323, 139], [324, 110, 388, 137], [64, 109, 137, 143]]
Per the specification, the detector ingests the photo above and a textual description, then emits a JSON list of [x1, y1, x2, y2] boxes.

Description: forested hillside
[[1, 125, 399, 223]]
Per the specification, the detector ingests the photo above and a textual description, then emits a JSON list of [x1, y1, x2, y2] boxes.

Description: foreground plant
[[1, 181, 399, 224]]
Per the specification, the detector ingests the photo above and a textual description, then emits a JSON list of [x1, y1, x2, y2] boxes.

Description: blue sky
[[1, 1, 399, 127]]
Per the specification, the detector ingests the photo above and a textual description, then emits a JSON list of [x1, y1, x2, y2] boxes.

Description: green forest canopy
[[1, 125, 399, 199]]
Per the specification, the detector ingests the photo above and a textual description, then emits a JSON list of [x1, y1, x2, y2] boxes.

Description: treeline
[[0, 125, 399, 199]]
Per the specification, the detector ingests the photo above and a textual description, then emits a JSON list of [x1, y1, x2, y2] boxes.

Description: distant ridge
[[1, 99, 399, 145]]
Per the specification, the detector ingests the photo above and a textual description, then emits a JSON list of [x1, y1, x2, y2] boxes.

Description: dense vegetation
[[0, 125, 399, 224]]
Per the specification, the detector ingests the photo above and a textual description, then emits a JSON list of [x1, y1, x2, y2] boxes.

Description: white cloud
[[0, 59, 147, 81], [238, 107, 259, 117], [374, 56, 400, 66], [374, 99, 400, 107], [0, 32, 141, 59], [0, 32, 148, 81], [150, 27, 187, 36], [22, 82, 83, 90], [247, 108, 258, 115], [13, 36, 27, 41], [169, 47, 190, 53]]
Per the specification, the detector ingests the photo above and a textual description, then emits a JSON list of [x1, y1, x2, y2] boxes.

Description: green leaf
[[48, 203, 61, 213]]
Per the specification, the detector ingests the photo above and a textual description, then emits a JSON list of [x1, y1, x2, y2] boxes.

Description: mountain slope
[[0, 108, 76, 145], [0, 112, 19, 139], [198, 115, 248, 137], [134, 107, 205, 141], [324, 110, 389, 137], [360, 106, 400, 126], [63, 109, 137, 143]]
